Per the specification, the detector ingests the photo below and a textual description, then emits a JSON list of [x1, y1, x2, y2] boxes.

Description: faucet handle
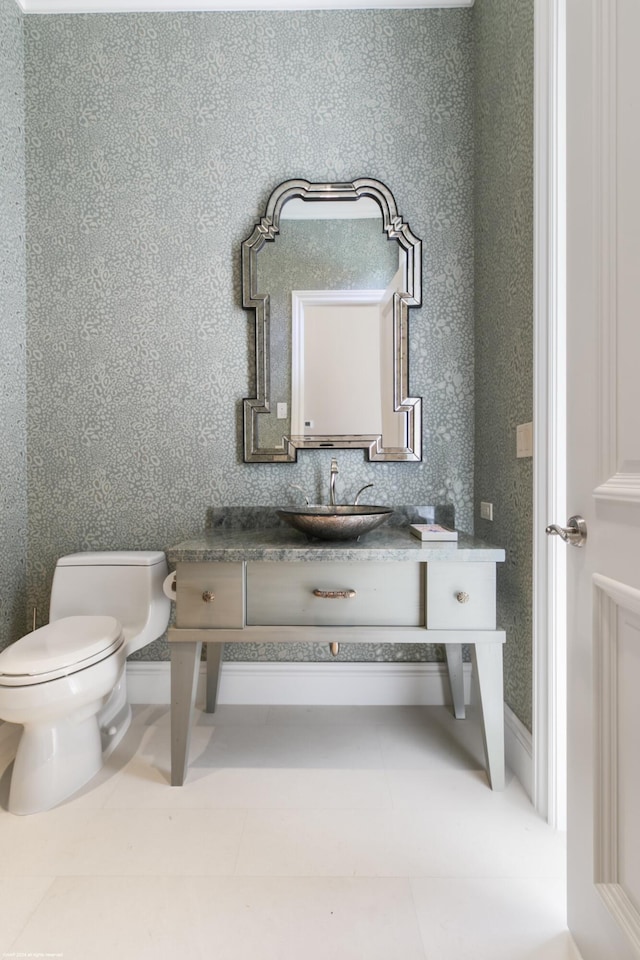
[[288, 484, 310, 506], [353, 483, 374, 505], [329, 458, 339, 506]]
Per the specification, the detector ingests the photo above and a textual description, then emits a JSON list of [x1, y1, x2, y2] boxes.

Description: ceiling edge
[[19, 0, 474, 13]]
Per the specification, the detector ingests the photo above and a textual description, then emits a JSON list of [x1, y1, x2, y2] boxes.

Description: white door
[[565, 0, 640, 956], [299, 300, 383, 436]]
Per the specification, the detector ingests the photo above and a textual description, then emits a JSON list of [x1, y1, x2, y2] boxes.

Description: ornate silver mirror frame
[[241, 178, 422, 462]]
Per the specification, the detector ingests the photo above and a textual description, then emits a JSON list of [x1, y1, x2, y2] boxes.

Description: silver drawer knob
[[313, 589, 356, 599], [456, 591, 470, 604], [202, 591, 216, 603]]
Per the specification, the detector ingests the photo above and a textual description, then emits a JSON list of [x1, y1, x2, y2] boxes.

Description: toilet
[[0, 551, 171, 815]]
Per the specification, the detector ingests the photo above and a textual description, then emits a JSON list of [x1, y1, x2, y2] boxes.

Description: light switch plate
[[276, 402, 287, 420], [480, 501, 493, 521], [516, 421, 533, 458]]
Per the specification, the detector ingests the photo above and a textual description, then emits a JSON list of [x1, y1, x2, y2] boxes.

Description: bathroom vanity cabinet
[[166, 523, 506, 790]]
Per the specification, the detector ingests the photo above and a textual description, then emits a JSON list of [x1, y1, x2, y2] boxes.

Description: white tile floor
[[0, 703, 582, 960]]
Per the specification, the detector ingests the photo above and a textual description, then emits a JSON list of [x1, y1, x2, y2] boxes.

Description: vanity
[[166, 511, 506, 790], [165, 179, 506, 791]]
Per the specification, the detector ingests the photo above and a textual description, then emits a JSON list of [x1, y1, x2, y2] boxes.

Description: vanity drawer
[[426, 562, 496, 630], [246, 562, 423, 626], [176, 562, 244, 629]]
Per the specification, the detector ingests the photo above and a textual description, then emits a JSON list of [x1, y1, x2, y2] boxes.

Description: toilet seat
[[0, 616, 124, 687]]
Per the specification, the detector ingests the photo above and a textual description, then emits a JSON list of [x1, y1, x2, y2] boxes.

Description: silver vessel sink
[[277, 505, 393, 541]]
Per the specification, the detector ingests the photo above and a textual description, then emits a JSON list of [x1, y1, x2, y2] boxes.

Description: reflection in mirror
[[241, 179, 422, 462]]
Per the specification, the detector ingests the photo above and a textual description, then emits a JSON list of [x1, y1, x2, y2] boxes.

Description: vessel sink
[[277, 505, 393, 541]]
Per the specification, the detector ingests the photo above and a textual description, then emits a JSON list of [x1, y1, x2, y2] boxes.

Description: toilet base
[[2, 648, 128, 816], [99, 668, 132, 758], [9, 710, 104, 815]]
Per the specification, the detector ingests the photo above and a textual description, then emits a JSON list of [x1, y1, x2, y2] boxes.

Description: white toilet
[[0, 551, 171, 815]]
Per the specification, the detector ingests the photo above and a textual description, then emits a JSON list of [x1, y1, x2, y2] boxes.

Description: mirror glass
[[241, 179, 422, 462]]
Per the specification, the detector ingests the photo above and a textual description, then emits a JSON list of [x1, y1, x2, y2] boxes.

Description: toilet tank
[[49, 551, 171, 656]]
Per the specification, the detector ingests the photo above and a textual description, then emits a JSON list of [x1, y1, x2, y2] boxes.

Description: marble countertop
[[167, 525, 505, 564]]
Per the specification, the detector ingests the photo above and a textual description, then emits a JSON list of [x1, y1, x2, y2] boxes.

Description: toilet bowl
[[0, 551, 170, 815]]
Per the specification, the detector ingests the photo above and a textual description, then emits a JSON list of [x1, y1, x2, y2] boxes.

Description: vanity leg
[[170, 641, 202, 787], [444, 643, 466, 720], [205, 642, 223, 714], [471, 643, 505, 791]]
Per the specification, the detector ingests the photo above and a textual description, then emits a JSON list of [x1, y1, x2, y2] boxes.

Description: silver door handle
[[545, 515, 587, 547]]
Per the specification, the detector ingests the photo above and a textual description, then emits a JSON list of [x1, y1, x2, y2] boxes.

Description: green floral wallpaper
[[0, 0, 27, 652], [473, 0, 534, 730], [23, 10, 476, 665], [4, 6, 534, 730]]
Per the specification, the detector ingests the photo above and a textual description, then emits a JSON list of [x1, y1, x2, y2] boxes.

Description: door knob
[[545, 515, 587, 547]]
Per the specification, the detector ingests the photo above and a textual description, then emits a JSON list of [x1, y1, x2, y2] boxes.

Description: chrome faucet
[[353, 483, 374, 505], [329, 458, 339, 506]]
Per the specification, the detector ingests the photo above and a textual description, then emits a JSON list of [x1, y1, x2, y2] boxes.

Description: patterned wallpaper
[[0, 0, 27, 653], [473, 0, 534, 730], [2, 5, 535, 732], [23, 10, 477, 665]]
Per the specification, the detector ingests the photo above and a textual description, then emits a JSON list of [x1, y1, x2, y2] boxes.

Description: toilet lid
[[0, 616, 124, 685]]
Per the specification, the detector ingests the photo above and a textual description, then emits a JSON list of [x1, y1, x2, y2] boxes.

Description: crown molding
[[17, 0, 474, 13]]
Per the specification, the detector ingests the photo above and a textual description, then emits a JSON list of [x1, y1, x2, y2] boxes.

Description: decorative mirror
[[241, 178, 422, 462]]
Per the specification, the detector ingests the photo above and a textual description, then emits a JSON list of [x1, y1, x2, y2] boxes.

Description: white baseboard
[[504, 703, 534, 800], [126, 660, 473, 707]]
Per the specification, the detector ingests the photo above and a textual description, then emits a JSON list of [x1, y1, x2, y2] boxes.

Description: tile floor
[[0, 703, 582, 960]]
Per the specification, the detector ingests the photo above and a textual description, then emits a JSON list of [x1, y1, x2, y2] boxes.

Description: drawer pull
[[313, 589, 356, 600], [456, 591, 470, 604], [202, 591, 216, 603]]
